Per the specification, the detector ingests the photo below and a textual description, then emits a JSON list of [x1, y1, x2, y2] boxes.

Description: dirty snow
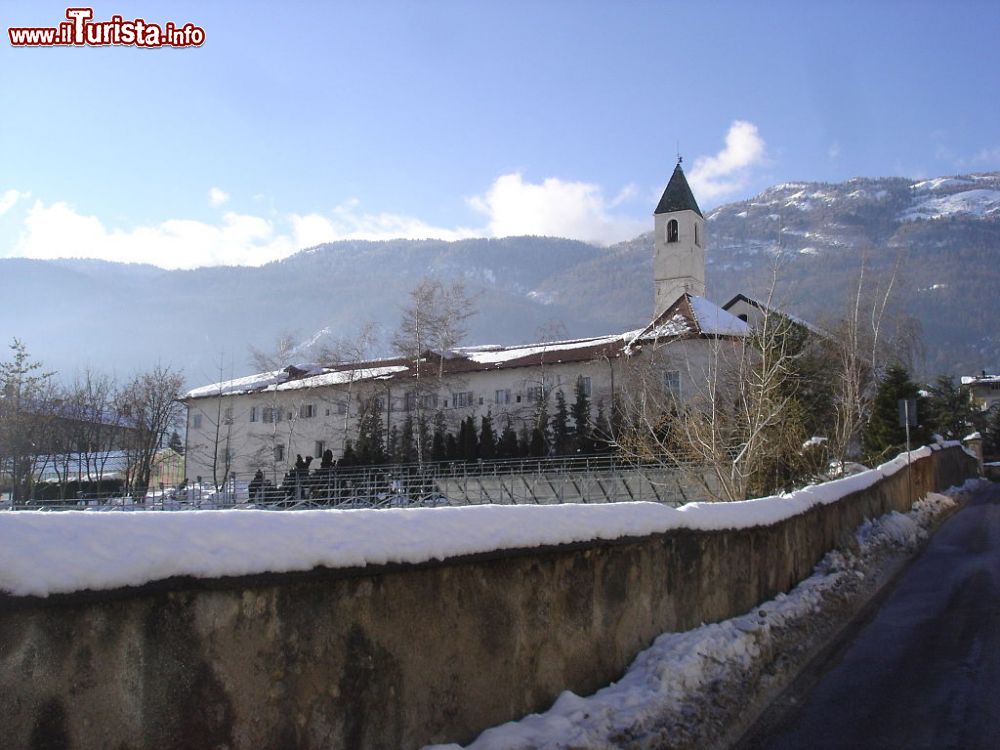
[[901, 189, 1000, 221]]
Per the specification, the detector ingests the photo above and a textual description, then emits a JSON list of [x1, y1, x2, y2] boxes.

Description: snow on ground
[[426, 483, 980, 750], [0, 446, 957, 598]]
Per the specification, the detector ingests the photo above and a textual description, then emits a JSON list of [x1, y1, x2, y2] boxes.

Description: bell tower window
[[666, 219, 679, 243], [694, 222, 700, 247]]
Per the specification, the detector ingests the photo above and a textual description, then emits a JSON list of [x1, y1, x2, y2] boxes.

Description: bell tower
[[653, 158, 705, 317]]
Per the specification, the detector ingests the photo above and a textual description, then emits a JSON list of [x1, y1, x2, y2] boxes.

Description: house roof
[[182, 298, 749, 401], [654, 162, 703, 217], [627, 294, 749, 348], [721, 293, 827, 337]]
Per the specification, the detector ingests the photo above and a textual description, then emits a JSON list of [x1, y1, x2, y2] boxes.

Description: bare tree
[[392, 279, 476, 462], [0, 339, 57, 505], [119, 365, 184, 500]]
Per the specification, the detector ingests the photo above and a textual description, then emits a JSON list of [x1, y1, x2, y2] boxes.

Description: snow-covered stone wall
[[0, 445, 977, 750]]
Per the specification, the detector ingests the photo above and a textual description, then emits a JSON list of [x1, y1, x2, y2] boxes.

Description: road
[[739, 480, 1000, 750]]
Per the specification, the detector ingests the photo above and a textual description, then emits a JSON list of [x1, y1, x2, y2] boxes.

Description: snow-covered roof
[[453, 333, 629, 365], [961, 373, 1000, 386], [183, 296, 753, 400], [628, 294, 749, 348]]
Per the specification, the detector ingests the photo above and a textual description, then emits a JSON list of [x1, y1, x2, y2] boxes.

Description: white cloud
[[0, 189, 28, 216], [208, 187, 230, 206], [688, 120, 767, 202], [467, 173, 646, 245], [8, 171, 656, 269], [11, 198, 481, 270]]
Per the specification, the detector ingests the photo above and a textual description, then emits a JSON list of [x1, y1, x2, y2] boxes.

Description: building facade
[[181, 163, 751, 484]]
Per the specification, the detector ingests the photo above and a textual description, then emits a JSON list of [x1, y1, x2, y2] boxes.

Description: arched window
[[666, 219, 679, 243]]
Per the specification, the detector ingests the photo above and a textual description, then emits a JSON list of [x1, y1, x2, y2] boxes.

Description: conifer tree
[[530, 401, 549, 457], [863, 363, 928, 460], [431, 412, 447, 462], [355, 397, 385, 465], [499, 419, 519, 459], [572, 377, 592, 453], [479, 412, 496, 460], [924, 374, 975, 439], [552, 389, 570, 455], [399, 415, 416, 463]]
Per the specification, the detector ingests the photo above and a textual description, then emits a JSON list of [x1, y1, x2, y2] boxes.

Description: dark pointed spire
[[654, 160, 703, 217]]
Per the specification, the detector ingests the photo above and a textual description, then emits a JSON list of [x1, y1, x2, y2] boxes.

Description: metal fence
[[7, 454, 711, 512]]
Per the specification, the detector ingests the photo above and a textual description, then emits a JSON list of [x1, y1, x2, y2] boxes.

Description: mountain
[[2, 172, 997, 385]]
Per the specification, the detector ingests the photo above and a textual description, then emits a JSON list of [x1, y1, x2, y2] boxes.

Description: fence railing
[[7, 454, 712, 511]]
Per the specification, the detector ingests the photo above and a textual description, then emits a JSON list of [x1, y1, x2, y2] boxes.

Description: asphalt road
[[740, 480, 1000, 750]]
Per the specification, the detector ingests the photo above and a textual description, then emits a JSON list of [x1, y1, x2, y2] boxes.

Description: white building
[[961, 372, 1000, 413], [181, 162, 751, 483]]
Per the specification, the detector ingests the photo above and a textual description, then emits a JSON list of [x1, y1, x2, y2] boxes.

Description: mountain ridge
[[3, 171, 997, 383]]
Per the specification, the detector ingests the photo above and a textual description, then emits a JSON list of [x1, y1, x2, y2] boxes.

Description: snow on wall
[[0, 446, 950, 599]]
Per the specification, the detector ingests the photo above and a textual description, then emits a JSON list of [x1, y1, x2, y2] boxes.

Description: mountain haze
[[2, 172, 997, 385]]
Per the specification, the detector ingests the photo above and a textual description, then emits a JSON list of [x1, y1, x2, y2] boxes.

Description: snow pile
[[426, 485, 970, 750]]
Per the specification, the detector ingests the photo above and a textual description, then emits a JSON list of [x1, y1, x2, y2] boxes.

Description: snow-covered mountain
[[2, 172, 997, 383]]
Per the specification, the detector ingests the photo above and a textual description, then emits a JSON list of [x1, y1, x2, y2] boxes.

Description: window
[[516, 394, 522, 403], [262, 407, 282, 423], [300, 404, 316, 419], [495, 389, 511, 405], [479, 396, 484, 406], [578, 376, 592, 397], [526, 385, 544, 402], [664, 370, 681, 401], [422, 393, 438, 409], [406, 391, 417, 411], [337, 401, 348, 415], [667, 219, 679, 243], [315, 441, 326, 458], [694, 222, 700, 247], [249, 406, 258, 423], [223, 407, 233, 424], [192, 414, 203, 429], [452, 391, 474, 408], [325, 407, 331, 416], [274, 444, 285, 463]]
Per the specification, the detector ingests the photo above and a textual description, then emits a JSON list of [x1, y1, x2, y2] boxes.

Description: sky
[[1, 0, 998, 270]]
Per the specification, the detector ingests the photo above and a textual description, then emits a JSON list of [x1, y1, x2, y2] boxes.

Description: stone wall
[[0, 446, 976, 750]]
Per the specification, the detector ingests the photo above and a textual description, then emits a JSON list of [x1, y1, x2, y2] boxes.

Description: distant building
[[181, 162, 757, 483], [961, 372, 1000, 412]]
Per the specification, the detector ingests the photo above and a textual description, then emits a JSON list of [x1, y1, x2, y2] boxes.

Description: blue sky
[[1, 0, 998, 268]]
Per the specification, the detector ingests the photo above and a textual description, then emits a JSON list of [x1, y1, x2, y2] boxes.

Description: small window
[[325, 407, 331, 416], [526, 385, 544, 403], [300, 404, 315, 419], [262, 407, 275, 423], [274, 444, 285, 462], [337, 401, 348, 415], [664, 370, 681, 401], [478, 396, 484, 406], [315, 441, 326, 458], [737, 313, 748, 322], [495, 389, 511, 405], [694, 222, 700, 247], [667, 219, 679, 243], [578, 376, 592, 397], [422, 393, 438, 409], [516, 395, 522, 403], [192, 414, 203, 429], [249, 406, 258, 423], [223, 407, 233, 424]]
